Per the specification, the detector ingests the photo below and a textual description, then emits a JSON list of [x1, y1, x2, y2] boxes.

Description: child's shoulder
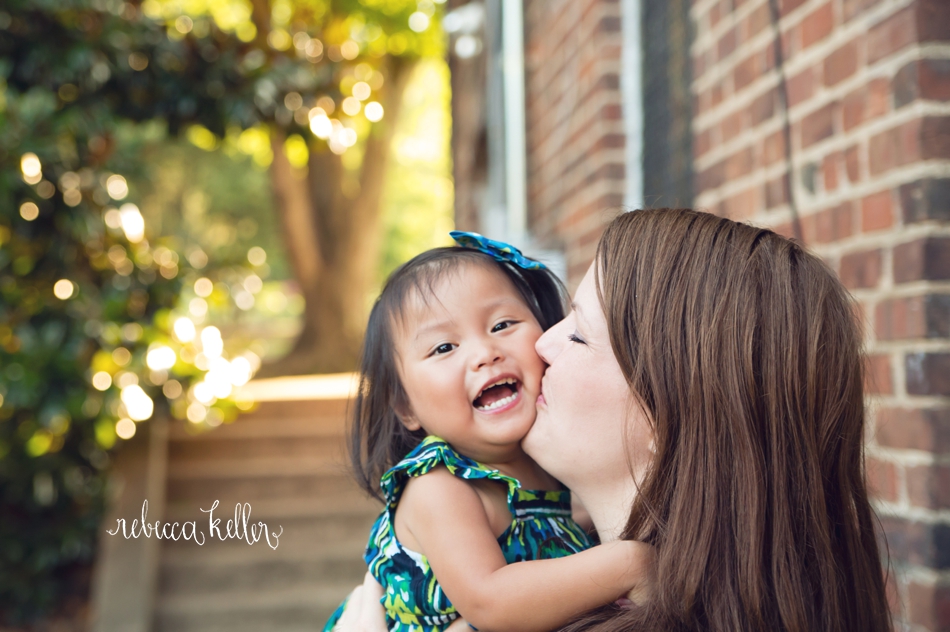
[[383, 436, 517, 491]]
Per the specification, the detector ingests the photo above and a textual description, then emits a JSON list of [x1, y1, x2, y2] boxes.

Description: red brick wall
[[519, 0, 950, 627], [689, 0, 950, 628], [523, 0, 626, 287]]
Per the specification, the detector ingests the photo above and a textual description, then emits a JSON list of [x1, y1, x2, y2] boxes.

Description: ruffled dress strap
[[379, 435, 521, 511]]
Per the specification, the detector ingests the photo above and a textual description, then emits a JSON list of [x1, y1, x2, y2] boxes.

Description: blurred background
[[2, 0, 949, 630]]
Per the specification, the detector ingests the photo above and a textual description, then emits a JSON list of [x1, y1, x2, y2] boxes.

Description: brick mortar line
[[525, 3, 621, 88], [527, 36, 623, 93], [872, 499, 950, 523], [783, 44, 950, 123], [691, 40, 950, 144], [529, 91, 625, 162], [689, 0, 772, 56], [855, 282, 950, 302], [689, 0, 845, 57], [866, 337, 950, 351], [693, 114, 784, 172], [774, 0, 920, 78], [528, 139, 625, 195], [805, 223, 950, 264], [694, 113, 950, 203], [692, 43, 950, 157], [792, 161, 950, 204], [865, 393, 950, 414], [870, 446, 950, 467], [691, 0, 915, 93], [697, 160, 950, 220], [889, 567, 950, 588], [531, 148, 627, 206], [537, 165, 627, 216], [527, 64, 624, 122]]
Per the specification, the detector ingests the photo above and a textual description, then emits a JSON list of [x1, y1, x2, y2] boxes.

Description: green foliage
[[0, 0, 445, 622]]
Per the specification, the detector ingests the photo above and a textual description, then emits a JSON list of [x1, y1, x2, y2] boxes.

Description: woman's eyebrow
[[570, 302, 588, 325]]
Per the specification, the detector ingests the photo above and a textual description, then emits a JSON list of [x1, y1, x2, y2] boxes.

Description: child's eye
[[432, 343, 456, 355], [492, 320, 516, 333], [568, 332, 586, 345]]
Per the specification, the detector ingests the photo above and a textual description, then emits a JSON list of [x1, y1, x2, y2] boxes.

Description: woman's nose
[[535, 317, 567, 364]]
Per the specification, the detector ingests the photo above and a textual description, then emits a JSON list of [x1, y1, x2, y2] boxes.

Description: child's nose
[[470, 339, 504, 370]]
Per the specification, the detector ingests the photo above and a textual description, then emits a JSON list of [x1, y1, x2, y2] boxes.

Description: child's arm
[[398, 469, 652, 632]]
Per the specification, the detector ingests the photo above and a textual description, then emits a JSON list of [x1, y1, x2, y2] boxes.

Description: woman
[[339, 208, 893, 631]]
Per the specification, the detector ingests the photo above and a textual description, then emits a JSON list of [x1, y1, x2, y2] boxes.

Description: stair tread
[[167, 458, 351, 480], [148, 393, 371, 631]]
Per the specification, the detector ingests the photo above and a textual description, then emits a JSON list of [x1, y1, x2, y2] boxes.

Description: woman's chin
[[521, 422, 545, 461]]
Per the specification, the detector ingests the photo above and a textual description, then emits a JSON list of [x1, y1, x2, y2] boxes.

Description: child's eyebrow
[[413, 320, 453, 342]]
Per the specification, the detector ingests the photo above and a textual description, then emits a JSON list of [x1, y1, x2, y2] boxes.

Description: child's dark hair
[[349, 246, 567, 499]]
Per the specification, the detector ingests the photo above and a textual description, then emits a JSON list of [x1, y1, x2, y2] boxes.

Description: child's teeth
[[476, 391, 518, 411]]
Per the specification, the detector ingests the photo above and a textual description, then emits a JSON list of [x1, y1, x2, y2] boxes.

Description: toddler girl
[[324, 233, 653, 632]]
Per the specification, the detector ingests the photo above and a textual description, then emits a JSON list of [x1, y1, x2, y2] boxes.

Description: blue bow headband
[[449, 231, 547, 270]]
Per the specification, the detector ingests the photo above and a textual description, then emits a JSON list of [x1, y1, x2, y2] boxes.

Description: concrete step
[[159, 557, 366, 596], [166, 456, 352, 481], [168, 435, 346, 464], [159, 526, 371, 568], [166, 472, 366, 504], [153, 584, 350, 632], [168, 415, 348, 441], [151, 392, 374, 632], [244, 399, 351, 419], [164, 493, 379, 523]]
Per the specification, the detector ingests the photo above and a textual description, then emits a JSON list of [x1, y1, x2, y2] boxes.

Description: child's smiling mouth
[[473, 377, 521, 412]]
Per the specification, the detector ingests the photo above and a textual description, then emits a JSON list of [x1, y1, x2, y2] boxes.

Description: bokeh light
[[112, 347, 131, 366], [21, 153, 42, 184], [106, 174, 129, 199], [247, 247, 267, 266], [352, 82, 371, 101], [194, 277, 213, 297], [365, 102, 384, 122], [187, 402, 207, 423], [309, 110, 332, 139], [146, 345, 177, 371], [19, 202, 39, 221], [115, 418, 136, 439], [342, 97, 361, 116], [121, 384, 154, 421], [163, 380, 183, 399], [173, 317, 197, 343], [119, 203, 145, 242], [189, 298, 208, 318], [409, 12, 430, 32], [92, 372, 112, 391], [200, 326, 223, 358], [53, 279, 75, 300]]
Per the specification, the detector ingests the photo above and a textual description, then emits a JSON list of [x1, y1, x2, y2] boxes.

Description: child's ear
[[395, 401, 422, 432]]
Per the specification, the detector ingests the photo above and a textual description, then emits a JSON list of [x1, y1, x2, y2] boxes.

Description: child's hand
[[623, 541, 657, 607]]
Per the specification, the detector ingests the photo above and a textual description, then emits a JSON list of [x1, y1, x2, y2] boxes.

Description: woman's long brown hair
[[569, 209, 891, 631]]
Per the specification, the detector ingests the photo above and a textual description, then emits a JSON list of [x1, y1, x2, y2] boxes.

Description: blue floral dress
[[323, 436, 593, 632]]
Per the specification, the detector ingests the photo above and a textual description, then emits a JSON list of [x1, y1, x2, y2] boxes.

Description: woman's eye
[[491, 321, 515, 333], [568, 332, 586, 345], [433, 343, 455, 355]]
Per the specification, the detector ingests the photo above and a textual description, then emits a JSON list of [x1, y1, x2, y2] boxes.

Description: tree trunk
[[259, 56, 415, 376]]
